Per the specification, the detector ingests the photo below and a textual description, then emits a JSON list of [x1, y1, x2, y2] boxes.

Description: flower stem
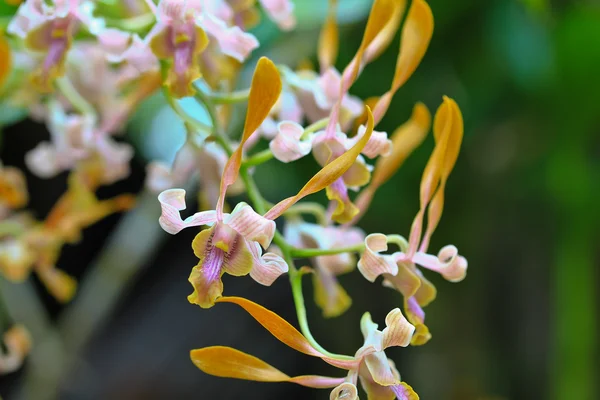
[[55, 76, 97, 122], [163, 89, 212, 136], [290, 244, 365, 258], [243, 148, 274, 167], [208, 88, 251, 104]]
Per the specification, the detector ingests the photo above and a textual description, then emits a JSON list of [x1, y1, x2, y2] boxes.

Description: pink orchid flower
[[7, 0, 103, 91], [284, 220, 364, 317], [190, 296, 419, 399], [147, 140, 244, 209], [144, 0, 258, 97], [25, 101, 133, 184], [157, 57, 377, 308], [158, 188, 288, 308], [258, 0, 296, 31]]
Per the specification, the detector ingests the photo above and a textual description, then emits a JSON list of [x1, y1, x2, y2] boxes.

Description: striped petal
[[158, 189, 218, 234]]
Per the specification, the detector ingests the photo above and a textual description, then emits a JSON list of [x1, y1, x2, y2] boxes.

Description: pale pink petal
[[329, 382, 359, 400], [158, 0, 187, 21], [348, 125, 392, 159], [148, 142, 198, 193], [269, 121, 313, 163], [123, 34, 160, 73], [364, 350, 399, 386], [98, 28, 132, 62], [410, 245, 467, 282], [224, 202, 276, 248], [381, 308, 415, 349], [198, 14, 259, 61], [259, 0, 296, 31], [158, 189, 218, 234], [318, 67, 342, 104], [289, 375, 346, 389], [146, 162, 174, 193], [357, 234, 399, 282], [25, 142, 70, 178], [95, 137, 134, 184], [248, 242, 288, 286], [279, 90, 303, 123]]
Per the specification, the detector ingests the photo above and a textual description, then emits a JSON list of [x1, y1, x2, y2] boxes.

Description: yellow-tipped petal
[[346, 0, 406, 85], [318, 0, 339, 71], [391, 0, 434, 91], [371, 0, 433, 124], [217, 57, 282, 215], [420, 96, 463, 250], [364, 0, 407, 63], [191, 346, 290, 381], [191, 346, 346, 388], [265, 106, 374, 220], [0, 31, 11, 88], [216, 296, 322, 357]]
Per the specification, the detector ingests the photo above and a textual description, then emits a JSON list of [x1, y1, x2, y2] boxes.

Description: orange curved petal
[[264, 106, 374, 220], [191, 346, 346, 388], [217, 57, 282, 216]]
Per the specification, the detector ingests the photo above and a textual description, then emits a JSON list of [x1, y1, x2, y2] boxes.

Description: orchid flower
[[158, 56, 377, 307], [0, 163, 29, 218], [284, 219, 364, 317], [0, 325, 32, 375], [190, 296, 420, 400], [0, 166, 135, 302], [143, 0, 260, 97], [268, 0, 434, 224], [7, 0, 103, 92], [357, 97, 467, 345]]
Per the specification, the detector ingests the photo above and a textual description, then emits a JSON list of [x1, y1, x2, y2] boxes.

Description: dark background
[[1, 0, 599, 399]]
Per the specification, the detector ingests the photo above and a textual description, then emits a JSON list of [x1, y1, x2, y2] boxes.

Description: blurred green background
[[1, 0, 599, 399]]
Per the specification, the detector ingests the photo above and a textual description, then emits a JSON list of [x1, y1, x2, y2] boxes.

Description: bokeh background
[[1, 0, 599, 399]]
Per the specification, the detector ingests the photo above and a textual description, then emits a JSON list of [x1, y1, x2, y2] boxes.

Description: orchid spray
[[0, 0, 466, 398]]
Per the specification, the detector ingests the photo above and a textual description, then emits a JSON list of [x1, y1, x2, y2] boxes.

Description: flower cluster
[[0, 0, 467, 397]]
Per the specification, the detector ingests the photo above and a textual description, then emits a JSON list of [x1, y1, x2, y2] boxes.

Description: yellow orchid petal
[[420, 96, 463, 251], [318, 0, 339, 71], [265, 106, 374, 220], [217, 57, 282, 216], [36, 266, 77, 303], [313, 268, 352, 318], [191, 346, 290, 381], [216, 296, 323, 357], [372, 0, 434, 124], [0, 324, 32, 374], [407, 97, 462, 256], [364, 0, 407, 63], [191, 346, 345, 388], [391, 0, 434, 91], [343, 0, 405, 89], [0, 31, 11, 88]]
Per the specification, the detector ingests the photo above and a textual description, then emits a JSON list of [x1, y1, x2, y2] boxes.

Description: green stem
[[290, 244, 365, 258], [194, 88, 234, 156], [303, 117, 329, 138], [243, 148, 274, 167], [284, 202, 328, 226], [104, 13, 155, 32], [55, 77, 97, 121], [208, 88, 251, 104], [163, 88, 212, 136]]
